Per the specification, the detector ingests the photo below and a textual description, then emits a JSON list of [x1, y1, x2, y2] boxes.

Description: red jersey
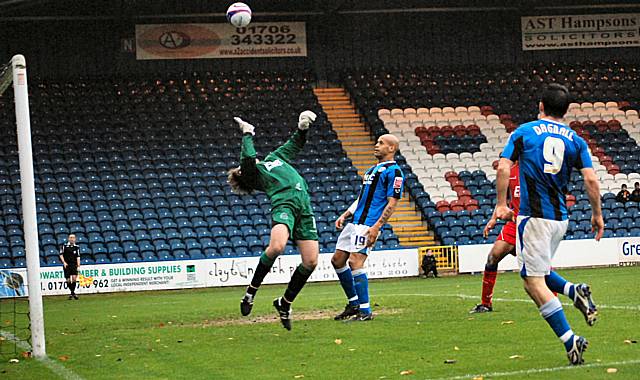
[[508, 163, 520, 217]]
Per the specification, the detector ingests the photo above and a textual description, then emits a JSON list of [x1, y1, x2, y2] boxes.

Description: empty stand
[[0, 71, 405, 267], [344, 61, 640, 245], [314, 88, 435, 247]]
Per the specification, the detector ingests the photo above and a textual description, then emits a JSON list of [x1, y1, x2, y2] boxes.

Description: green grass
[[2, 267, 639, 379]]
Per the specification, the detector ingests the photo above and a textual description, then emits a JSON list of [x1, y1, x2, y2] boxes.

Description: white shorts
[[335, 223, 376, 254], [516, 215, 568, 277]]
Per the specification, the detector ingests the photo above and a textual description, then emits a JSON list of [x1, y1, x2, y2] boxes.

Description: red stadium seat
[[441, 125, 454, 137], [450, 200, 465, 212], [458, 192, 472, 203], [459, 196, 472, 204], [608, 119, 621, 131], [480, 105, 494, 116], [565, 194, 576, 208], [453, 125, 467, 137], [467, 124, 481, 136], [504, 121, 517, 133], [436, 200, 450, 213], [569, 121, 582, 129], [420, 135, 434, 145], [464, 199, 479, 211], [451, 181, 465, 192], [464, 198, 479, 206], [599, 155, 613, 166], [415, 126, 428, 135], [427, 125, 440, 136], [465, 204, 480, 211], [595, 120, 607, 132], [424, 142, 438, 153], [428, 146, 442, 155], [444, 171, 458, 182]]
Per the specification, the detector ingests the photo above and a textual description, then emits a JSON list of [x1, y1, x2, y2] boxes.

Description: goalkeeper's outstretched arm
[[271, 110, 317, 163], [228, 117, 259, 192]]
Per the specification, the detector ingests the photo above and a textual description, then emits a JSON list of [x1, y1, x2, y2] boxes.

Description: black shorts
[[64, 265, 78, 278]]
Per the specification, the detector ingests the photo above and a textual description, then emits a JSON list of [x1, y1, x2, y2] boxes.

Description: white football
[[226, 2, 252, 28]]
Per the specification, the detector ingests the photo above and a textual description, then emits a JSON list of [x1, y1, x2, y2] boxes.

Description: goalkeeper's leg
[[273, 240, 318, 330], [281, 240, 318, 307], [240, 224, 289, 316]]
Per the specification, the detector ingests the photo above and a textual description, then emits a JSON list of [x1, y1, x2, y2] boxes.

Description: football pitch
[[2, 266, 639, 380]]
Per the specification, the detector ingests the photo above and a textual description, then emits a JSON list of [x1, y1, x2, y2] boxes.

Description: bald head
[[374, 134, 399, 161], [380, 134, 399, 150]]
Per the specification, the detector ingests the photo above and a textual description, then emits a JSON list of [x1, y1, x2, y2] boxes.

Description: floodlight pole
[[12, 54, 46, 358]]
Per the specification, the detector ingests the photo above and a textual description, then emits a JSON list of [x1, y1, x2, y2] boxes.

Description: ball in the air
[[226, 2, 252, 28]]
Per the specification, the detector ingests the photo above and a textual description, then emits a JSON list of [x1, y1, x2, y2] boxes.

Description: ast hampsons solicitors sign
[[522, 13, 640, 50]]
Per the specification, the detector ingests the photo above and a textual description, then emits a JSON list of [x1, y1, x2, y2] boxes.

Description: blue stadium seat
[[0, 259, 12, 268], [142, 252, 158, 261], [81, 257, 95, 265]]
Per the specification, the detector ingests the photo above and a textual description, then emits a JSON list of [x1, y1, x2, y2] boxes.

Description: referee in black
[[59, 234, 81, 300]]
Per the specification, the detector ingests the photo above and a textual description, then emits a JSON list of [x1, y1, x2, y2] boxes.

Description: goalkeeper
[[228, 111, 319, 331]]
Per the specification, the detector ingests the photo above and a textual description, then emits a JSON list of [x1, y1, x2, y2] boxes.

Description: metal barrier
[[418, 246, 458, 272]]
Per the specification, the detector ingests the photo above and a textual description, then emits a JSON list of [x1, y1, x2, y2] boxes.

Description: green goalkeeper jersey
[[239, 129, 310, 204]]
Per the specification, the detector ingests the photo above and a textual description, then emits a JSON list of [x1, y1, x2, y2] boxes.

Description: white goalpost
[[10, 54, 46, 358]]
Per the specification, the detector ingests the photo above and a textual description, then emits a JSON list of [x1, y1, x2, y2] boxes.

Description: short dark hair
[[541, 83, 570, 118], [622, 184, 627, 189], [635, 182, 639, 187]]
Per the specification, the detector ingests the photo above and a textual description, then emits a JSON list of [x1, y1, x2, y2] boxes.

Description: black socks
[[248, 252, 276, 293], [283, 264, 314, 309]]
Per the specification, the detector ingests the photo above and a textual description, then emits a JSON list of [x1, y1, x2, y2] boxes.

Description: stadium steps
[[314, 87, 436, 248]]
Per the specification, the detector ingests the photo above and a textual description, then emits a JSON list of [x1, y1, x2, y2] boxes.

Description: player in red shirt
[[469, 162, 519, 313]]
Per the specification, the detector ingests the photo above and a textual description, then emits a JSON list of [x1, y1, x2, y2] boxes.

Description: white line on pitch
[[0, 330, 85, 380], [379, 292, 640, 311], [427, 358, 640, 380]]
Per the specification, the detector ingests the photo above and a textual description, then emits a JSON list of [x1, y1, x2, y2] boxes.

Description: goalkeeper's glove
[[298, 110, 317, 130], [234, 117, 255, 135]]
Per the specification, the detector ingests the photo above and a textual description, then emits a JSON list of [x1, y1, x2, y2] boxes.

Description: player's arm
[[270, 111, 316, 163], [76, 249, 81, 267], [366, 169, 404, 247], [495, 131, 521, 222], [59, 246, 67, 268], [495, 158, 515, 222], [235, 117, 259, 189], [483, 211, 498, 238], [582, 168, 603, 241], [576, 138, 604, 240], [366, 197, 399, 247], [336, 198, 359, 230]]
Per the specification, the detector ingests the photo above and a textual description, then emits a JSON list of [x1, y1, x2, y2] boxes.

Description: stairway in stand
[[313, 87, 436, 247]]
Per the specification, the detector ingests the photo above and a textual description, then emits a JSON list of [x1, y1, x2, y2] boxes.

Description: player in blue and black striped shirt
[[497, 84, 604, 365], [331, 134, 404, 321]]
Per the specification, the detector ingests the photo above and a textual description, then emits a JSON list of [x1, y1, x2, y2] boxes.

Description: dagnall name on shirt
[[532, 123, 574, 141]]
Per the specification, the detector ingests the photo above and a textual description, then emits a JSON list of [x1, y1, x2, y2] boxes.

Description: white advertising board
[[1, 249, 418, 297]]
